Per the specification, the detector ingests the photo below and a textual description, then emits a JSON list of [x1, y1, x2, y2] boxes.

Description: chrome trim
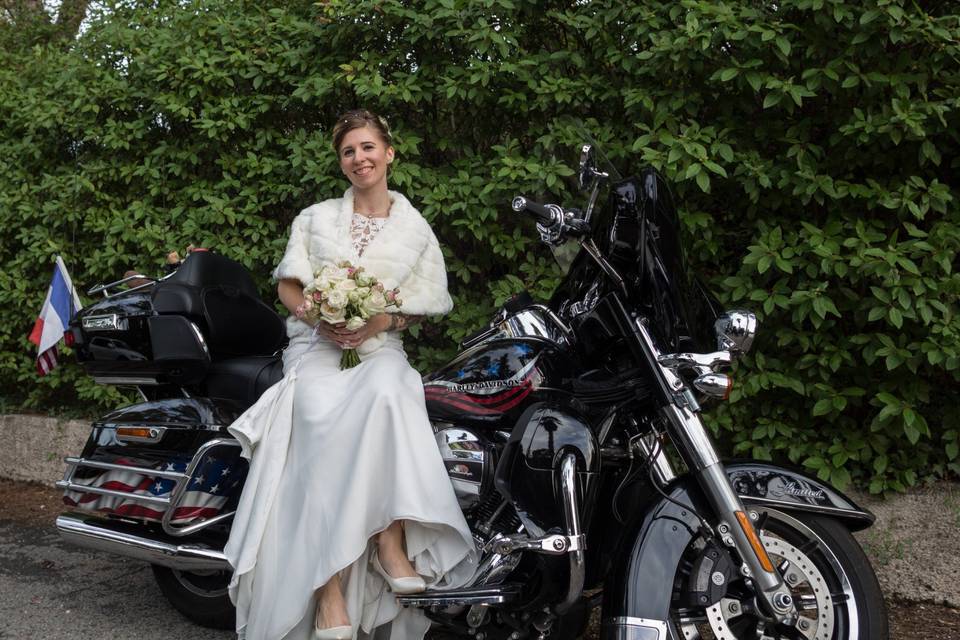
[[739, 495, 873, 522], [632, 319, 685, 400], [188, 320, 210, 357], [491, 532, 584, 555], [87, 273, 157, 297], [436, 428, 485, 510], [64, 456, 184, 480], [82, 314, 128, 332], [465, 533, 523, 588], [56, 480, 170, 505], [633, 433, 676, 485], [93, 376, 159, 386], [693, 373, 732, 398], [161, 438, 240, 537], [55, 512, 229, 571], [658, 350, 732, 374], [87, 269, 176, 299], [496, 305, 572, 346], [660, 403, 719, 470], [395, 585, 521, 608], [556, 453, 585, 615], [604, 616, 670, 639]]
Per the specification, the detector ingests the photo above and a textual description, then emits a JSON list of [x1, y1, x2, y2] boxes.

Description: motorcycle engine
[[434, 427, 522, 548]]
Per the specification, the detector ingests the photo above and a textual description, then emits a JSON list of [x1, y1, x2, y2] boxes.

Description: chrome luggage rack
[[87, 269, 177, 299], [57, 437, 240, 537]]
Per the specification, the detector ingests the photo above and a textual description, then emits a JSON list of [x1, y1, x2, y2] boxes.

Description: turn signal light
[[63, 329, 75, 347], [117, 427, 154, 439], [736, 510, 775, 574], [693, 373, 734, 400]]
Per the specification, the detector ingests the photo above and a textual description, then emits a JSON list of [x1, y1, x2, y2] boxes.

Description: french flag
[[28, 256, 82, 376]]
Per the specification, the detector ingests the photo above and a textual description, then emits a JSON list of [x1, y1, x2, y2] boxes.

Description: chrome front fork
[[633, 319, 798, 625]]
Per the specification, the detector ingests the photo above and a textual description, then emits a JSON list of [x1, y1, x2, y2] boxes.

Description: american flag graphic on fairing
[[63, 454, 247, 524]]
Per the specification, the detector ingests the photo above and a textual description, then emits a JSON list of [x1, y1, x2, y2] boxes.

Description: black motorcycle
[[55, 143, 888, 640]]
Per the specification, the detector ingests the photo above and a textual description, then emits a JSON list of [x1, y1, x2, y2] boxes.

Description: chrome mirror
[[715, 310, 757, 355]]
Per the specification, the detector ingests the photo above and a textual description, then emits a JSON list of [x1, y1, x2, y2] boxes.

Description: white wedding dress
[[224, 213, 477, 640]]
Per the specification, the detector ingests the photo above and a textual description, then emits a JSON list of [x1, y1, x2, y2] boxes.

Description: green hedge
[[0, 0, 957, 492]]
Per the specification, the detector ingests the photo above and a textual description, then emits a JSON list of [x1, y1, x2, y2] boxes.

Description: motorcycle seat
[[204, 355, 284, 410]]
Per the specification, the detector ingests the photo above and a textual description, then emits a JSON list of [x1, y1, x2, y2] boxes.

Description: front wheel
[[673, 509, 888, 639], [151, 564, 235, 630]]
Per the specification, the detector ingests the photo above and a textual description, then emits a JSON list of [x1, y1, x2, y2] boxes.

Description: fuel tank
[[423, 337, 576, 430]]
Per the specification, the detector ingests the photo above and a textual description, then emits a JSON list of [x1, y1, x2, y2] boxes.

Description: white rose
[[362, 290, 387, 315], [326, 289, 348, 309], [319, 266, 349, 285], [336, 278, 358, 292], [320, 301, 345, 324], [355, 272, 376, 288], [345, 316, 366, 331]]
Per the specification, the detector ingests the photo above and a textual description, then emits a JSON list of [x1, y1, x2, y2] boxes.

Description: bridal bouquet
[[299, 261, 402, 369]]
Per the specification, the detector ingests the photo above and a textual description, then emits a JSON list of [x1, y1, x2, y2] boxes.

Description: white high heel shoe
[[313, 625, 352, 640], [372, 549, 426, 594]]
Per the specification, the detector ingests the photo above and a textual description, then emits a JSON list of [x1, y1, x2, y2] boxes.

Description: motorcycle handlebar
[[511, 196, 558, 227]]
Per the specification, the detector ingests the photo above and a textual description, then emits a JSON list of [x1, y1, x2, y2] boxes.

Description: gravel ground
[[1, 479, 958, 639]]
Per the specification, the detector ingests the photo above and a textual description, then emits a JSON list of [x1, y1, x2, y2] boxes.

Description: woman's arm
[[278, 278, 309, 319]]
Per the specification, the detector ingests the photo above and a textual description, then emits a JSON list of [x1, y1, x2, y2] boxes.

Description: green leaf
[[696, 171, 711, 193], [763, 93, 782, 109], [812, 398, 833, 416], [719, 68, 739, 82], [775, 36, 791, 56], [888, 307, 903, 329], [904, 423, 920, 445]]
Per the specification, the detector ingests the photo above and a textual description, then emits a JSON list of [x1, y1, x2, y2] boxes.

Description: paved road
[[0, 518, 234, 640]]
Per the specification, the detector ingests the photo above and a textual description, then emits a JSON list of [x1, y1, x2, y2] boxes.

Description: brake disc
[[682, 531, 836, 639]]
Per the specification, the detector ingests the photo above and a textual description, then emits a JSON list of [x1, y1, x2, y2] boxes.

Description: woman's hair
[[332, 109, 393, 155]]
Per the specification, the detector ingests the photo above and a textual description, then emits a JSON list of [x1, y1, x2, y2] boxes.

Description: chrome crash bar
[[57, 437, 240, 537]]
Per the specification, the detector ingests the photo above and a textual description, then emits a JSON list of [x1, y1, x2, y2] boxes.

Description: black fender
[[600, 462, 874, 639], [726, 461, 874, 530]]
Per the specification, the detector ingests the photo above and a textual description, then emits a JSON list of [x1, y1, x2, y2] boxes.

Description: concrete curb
[[0, 413, 955, 607], [0, 414, 88, 486]]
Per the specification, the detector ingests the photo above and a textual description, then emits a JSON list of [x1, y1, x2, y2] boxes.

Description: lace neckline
[[350, 212, 388, 256]]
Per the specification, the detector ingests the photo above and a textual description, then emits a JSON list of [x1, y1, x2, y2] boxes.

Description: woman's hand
[[318, 314, 391, 349]]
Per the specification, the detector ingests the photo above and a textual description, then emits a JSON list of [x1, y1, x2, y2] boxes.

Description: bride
[[223, 109, 477, 640]]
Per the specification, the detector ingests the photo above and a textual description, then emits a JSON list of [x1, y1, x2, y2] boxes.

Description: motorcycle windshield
[[564, 129, 718, 352]]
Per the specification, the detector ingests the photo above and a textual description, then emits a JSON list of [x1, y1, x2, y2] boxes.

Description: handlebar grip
[[511, 196, 557, 226]]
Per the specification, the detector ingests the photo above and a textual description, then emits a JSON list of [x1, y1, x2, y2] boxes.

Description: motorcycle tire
[[673, 509, 888, 639], [151, 564, 235, 630]]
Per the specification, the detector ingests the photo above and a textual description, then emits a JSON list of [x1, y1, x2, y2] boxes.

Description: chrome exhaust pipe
[[56, 512, 230, 572]]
